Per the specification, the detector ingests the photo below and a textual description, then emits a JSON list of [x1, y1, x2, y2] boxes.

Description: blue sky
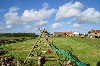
[[0, 0, 100, 34]]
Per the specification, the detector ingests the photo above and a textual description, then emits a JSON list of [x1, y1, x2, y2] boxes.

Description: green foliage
[[0, 33, 36, 37]]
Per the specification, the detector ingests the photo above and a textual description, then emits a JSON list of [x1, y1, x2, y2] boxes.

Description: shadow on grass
[[97, 61, 100, 66]]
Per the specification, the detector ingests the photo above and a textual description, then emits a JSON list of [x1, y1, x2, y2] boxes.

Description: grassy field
[[0, 36, 100, 66]]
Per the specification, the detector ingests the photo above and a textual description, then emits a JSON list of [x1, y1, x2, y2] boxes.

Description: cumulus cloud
[[55, 1, 83, 20], [4, 4, 55, 29], [51, 23, 63, 29], [22, 8, 55, 22], [4, 6, 23, 28], [73, 23, 80, 28], [34, 21, 48, 27], [9, 6, 19, 12], [73, 8, 100, 23]]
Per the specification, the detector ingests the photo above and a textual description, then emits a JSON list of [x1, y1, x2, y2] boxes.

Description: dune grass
[[0, 36, 100, 66]]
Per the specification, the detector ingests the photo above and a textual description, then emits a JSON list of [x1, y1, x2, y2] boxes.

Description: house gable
[[88, 30, 100, 38], [91, 30, 100, 33]]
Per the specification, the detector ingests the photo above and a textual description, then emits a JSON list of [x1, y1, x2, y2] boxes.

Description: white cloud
[[22, 8, 55, 22], [4, 4, 55, 29], [4, 8, 23, 28], [9, 6, 19, 12], [42, 3, 49, 9], [6, 25, 13, 29], [67, 21, 72, 24], [25, 25, 31, 29], [51, 23, 63, 29], [35, 21, 48, 27], [5, 12, 21, 25], [73, 8, 100, 23], [73, 23, 80, 28], [55, 1, 83, 20]]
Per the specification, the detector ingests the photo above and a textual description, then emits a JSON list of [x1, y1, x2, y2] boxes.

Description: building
[[54, 32, 63, 36], [88, 30, 100, 38], [54, 32, 73, 36], [63, 32, 73, 36], [73, 31, 80, 36]]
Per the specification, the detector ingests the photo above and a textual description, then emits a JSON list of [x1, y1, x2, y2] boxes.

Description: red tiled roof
[[91, 30, 100, 33], [63, 32, 73, 34]]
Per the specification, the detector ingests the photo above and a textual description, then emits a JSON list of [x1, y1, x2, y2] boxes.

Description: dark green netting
[[50, 43, 87, 66]]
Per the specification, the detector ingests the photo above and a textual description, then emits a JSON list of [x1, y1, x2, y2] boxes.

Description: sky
[[0, 0, 100, 34]]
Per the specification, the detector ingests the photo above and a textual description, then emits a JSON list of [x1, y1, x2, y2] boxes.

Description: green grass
[[0, 36, 100, 66]]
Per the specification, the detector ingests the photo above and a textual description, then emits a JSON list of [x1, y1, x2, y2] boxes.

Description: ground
[[0, 36, 100, 66]]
